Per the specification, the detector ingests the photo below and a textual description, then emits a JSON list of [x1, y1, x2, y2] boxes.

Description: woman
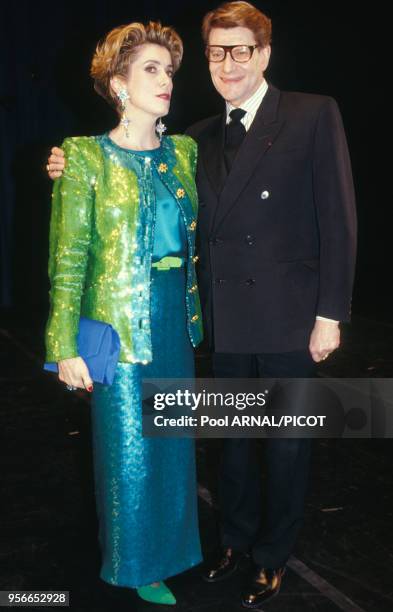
[[45, 21, 203, 605]]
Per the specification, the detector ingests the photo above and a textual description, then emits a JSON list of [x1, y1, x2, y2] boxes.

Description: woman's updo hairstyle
[[90, 21, 183, 110]]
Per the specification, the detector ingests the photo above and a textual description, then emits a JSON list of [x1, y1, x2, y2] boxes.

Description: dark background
[[0, 0, 389, 324]]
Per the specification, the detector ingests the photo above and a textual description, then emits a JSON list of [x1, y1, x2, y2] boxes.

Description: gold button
[[192, 255, 199, 263], [191, 314, 199, 322], [158, 163, 168, 173], [176, 188, 185, 198], [189, 220, 197, 231], [188, 284, 198, 294]]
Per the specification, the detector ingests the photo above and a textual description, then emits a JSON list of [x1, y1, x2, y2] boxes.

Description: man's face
[[207, 26, 271, 107]]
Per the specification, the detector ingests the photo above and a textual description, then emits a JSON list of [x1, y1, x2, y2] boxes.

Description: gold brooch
[[176, 188, 185, 198], [158, 163, 168, 173]]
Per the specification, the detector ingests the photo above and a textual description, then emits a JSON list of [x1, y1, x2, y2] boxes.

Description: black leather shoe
[[202, 548, 247, 583], [241, 566, 285, 608]]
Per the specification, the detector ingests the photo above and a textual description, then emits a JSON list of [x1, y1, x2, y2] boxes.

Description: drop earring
[[117, 88, 131, 138], [156, 118, 167, 141]]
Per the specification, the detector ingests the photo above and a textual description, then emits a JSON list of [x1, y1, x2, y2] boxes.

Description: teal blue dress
[[91, 144, 202, 588]]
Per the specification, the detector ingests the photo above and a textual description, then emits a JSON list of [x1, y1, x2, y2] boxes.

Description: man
[[46, 2, 356, 607], [186, 1, 356, 607]]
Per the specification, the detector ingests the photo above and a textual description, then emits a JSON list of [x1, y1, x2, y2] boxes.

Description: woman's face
[[115, 43, 174, 119]]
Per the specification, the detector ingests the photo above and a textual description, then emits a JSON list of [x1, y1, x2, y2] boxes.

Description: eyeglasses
[[205, 45, 259, 63]]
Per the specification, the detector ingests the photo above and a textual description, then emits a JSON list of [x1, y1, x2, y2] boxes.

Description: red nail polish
[[87, 385, 93, 392]]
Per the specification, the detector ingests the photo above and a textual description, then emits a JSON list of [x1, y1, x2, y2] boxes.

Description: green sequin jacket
[[45, 133, 203, 364]]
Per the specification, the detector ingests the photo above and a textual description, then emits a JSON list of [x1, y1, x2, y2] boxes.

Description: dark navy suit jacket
[[186, 84, 357, 353]]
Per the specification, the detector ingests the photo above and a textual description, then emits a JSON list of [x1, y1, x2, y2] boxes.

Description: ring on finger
[[66, 384, 77, 391]]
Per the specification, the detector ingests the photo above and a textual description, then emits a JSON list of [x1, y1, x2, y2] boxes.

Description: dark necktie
[[224, 108, 246, 172]]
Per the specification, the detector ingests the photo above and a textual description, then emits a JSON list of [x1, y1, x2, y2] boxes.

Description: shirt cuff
[[316, 316, 339, 323]]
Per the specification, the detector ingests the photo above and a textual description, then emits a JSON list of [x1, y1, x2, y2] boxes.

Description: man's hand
[[58, 356, 93, 391], [309, 319, 340, 363], [46, 147, 65, 180]]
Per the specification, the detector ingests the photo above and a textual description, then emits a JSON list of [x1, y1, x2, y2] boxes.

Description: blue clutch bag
[[44, 317, 121, 385]]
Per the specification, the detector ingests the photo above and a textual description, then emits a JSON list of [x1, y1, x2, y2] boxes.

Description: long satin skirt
[[91, 267, 202, 587]]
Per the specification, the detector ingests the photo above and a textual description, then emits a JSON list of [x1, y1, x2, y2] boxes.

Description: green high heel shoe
[[136, 581, 176, 605]]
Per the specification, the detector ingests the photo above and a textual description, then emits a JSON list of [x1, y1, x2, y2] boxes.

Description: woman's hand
[[58, 356, 93, 391]]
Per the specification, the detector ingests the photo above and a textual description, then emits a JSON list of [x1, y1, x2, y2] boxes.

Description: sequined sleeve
[[186, 135, 198, 177], [45, 138, 94, 362]]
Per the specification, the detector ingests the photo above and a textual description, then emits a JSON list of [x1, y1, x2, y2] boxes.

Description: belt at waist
[[151, 255, 184, 271]]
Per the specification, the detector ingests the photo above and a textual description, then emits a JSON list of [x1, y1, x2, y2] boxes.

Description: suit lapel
[[199, 113, 227, 198], [213, 85, 284, 232]]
